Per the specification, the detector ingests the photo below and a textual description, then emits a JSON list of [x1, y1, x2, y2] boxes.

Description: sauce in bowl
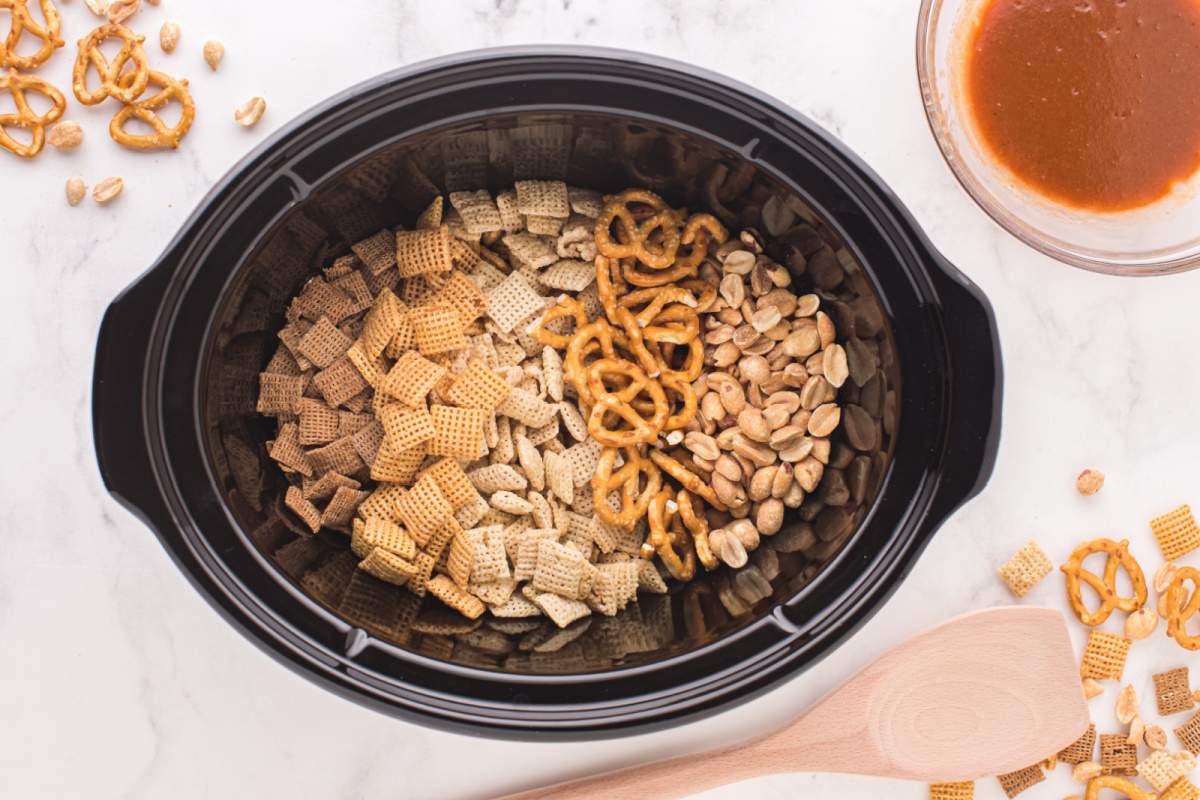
[[963, 0, 1200, 212]]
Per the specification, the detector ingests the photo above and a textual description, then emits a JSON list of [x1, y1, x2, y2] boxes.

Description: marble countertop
[[6, 1, 1200, 798]]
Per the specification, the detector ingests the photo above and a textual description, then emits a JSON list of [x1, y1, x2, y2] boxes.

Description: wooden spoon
[[502, 607, 1088, 800]]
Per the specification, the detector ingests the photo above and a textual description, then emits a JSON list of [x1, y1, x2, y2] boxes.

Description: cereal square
[[394, 474, 452, 545], [995, 764, 1043, 798], [426, 405, 486, 459], [428, 574, 486, 619], [1140, 748, 1195, 791], [351, 516, 417, 560], [1057, 723, 1096, 764], [1152, 504, 1200, 561], [351, 228, 397, 274], [514, 179, 570, 218], [448, 190, 504, 234], [485, 271, 547, 334], [358, 548, 417, 587], [360, 288, 409, 360], [420, 457, 477, 509], [369, 441, 424, 484], [1155, 667, 1196, 716], [1080, 630, 1131, 681], [1175, 711, 1200, 755], [997, 539, 1053, 597], [1099, 733, 1138, 772], [446, 362, 512, 410], [395, 225, 453, 277], [257, 372, 304, 416], [411, 304, 467, 355], [379, 404, 436, 453], [438, 270, 489, 326], [1161, 778, 1200, 800], [379, 351, 447, 407], [285, 486, 322, 533], [296, 316, 353, 369], [928, 783, 973, 800], [313, 356, 369, 408]]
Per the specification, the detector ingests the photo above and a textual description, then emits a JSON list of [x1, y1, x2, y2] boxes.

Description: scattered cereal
[[997, 538, 1052, 596]]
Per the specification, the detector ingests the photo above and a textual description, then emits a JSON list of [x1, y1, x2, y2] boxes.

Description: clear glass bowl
[[917, 0, 1200, 276]]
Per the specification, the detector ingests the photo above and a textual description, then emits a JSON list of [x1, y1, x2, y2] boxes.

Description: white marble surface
[[5, 1, 1200, 798]]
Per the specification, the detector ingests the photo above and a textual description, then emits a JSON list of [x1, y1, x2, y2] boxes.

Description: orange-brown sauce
[[964, 0, 1200, 211]]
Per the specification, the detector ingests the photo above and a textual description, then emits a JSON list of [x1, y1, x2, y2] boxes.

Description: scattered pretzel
[[1, 0, 64, 70], [73, 23, 149, 105], [643, 488, 696, 581], [1165, 566, 1200, 651], [109, 70, 193, 149], [1083, 775, 1155, 800], [674, 212, 729, 270], [0, 67, 64, 157], [1060, 538, 1147, 627]]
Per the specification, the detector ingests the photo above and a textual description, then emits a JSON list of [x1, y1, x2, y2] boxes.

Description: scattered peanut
[[1082, 677, 1104, 699], [1072, 761, 1103, 782], [65, 177, 86, 206], [1124, 607, 1158, 640], [106, 0, 139, 23], [234, 96, 267, 128], [92, 176, 124, 204], [160, 21, 181, 52], [1145, 725, 1167, 750], [1076, 468, 1105, 496], [47, 121, 83, 151], [203, 39, 224, 71]]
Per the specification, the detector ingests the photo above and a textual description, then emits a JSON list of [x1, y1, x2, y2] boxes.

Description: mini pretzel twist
[[643, 488, 696, 581], [1165, 566, 1200, 650], [1060, 538, 1147, 627], [596, 190, 682, 269], [673, 212, 729, 270], [0, 67, 64, 158], [110, 70, 194, 150], [586, 357, 669, 447], [1083, 775, 1155, 800], [0, 0, 64, 70], [531, 296, 588, 349], [676, 490, 717, 571], [648, 449, 726, 511], [563, 317, 618, 407], [73, 23, 149, 106], [620, 253, 699, 287], [592, 446, 662, 530]]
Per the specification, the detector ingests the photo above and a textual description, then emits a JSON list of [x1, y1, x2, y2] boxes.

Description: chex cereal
[[1155, 667, 1196, 716], [1175, 711, 1200, 755], [928, 782, 973, 800], [1099, 732, 1138, 772], [1080, 630, 1132, 681], [1058, 722, 1096, 764], [1153, 504, 1200, 562], [997, 538, 1052, 597], [996, 764, 1043, 798]]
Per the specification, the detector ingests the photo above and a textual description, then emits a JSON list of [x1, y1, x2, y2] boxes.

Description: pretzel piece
[[1060, 538, 1147, 627], [110, 70, 194, 150], [1, 0, 64, 70], [592, 446, 661, 531], [0, 67, 63, 157], [1165, 566, 1200, 651], [73, 23, 149, 105], [1083, 775, 1155, 800], [586, 357, 669, 447], [648, 449, 726, 511]]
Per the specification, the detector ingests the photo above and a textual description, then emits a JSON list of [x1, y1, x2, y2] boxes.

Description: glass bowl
[[917, 0, 1200, 276]]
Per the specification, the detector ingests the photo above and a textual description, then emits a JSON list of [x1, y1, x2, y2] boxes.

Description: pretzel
[[660, 371, 697, 431], [619, 285, 699, 327], [592, 446, 662, 530], [611, 306, 661, 378], [564, 318, 618, 406], [643, 488, 696, 581], [0, 67, 63, 158], [594, 254, 625, 323], [531, 296, 588, 349], [110, 70, 194, 150], [73, 23, 149, 106], [586, 357, 669, 447], [648, 449, 726, 511], [678, 278, 718, 312], [1083, 775, 1155, 800], [676, 489, 717, 571], [1, 0, 63, 70], [595, 190, 683, 269], [1165, 566, 1200, 651], [620, 253, 699, 287], [673, 212, 729, 270], [1060, 538, 1147, 627], [651, 334, 704, 382]]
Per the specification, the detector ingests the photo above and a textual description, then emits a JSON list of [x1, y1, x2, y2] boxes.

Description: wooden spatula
[[502, 607, 1088, 800]]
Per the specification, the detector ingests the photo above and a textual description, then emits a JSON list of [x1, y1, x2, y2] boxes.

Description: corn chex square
[[1152, 504, 1200, 561], [485, 271, 546, 334]]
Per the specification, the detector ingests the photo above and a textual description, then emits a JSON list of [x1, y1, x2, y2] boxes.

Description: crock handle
[[924, 252, 1003, 521], [92, 262, 174, 531]]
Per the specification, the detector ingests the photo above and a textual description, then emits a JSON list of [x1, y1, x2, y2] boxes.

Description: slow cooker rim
[[96, 46, 1001, 737]]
